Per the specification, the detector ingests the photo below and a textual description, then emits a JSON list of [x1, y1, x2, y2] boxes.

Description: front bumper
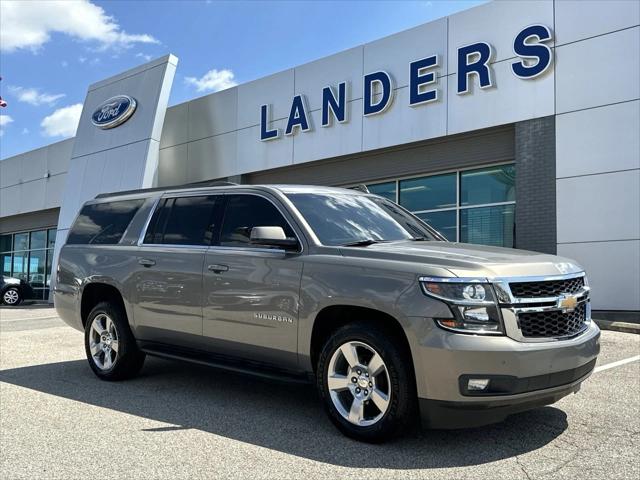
[[419, 369, 590, 429], [407, 318, 600, 428]]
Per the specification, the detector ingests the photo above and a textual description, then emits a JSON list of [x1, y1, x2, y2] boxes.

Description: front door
[[203, 193, 304, 369], [131, 194, 221, 349]]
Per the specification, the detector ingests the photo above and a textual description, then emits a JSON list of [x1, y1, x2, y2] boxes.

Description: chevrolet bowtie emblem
[[557, 293, 578, 312]]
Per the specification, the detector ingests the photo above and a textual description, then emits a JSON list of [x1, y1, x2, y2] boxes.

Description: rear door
[[202, 193, 304, 369], [132, 194, 222, 349]]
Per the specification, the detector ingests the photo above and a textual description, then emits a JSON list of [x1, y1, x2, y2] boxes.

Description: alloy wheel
[[89, 314, 119, 370], [327, 341, 391, 427], [3, 289, 19, 305]]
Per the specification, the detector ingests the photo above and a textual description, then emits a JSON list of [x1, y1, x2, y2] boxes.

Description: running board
[[138, 341, 312, 384]]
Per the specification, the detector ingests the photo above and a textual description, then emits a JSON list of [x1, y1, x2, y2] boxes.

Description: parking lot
[[1, 306, 638, 480]]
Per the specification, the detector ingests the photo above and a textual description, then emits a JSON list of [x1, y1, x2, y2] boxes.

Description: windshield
[[286, 193, 443, 246]]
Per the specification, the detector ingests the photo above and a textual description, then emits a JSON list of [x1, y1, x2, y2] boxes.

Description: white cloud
[[0, 115, 14, 136], [9, 86, 65, 106], [0, 0, 159, 53], [135, 52, 152, 62], [22, 127, 30, 135], [61, 60, 69, 67], [185, 69, 237, 93], [40, 103, 82, 138]]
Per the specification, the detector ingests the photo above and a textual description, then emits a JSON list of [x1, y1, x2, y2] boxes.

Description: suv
[[54, 184, 600, 442]]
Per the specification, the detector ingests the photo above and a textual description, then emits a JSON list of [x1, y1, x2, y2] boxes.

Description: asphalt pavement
[[1, 307, 638, 479]]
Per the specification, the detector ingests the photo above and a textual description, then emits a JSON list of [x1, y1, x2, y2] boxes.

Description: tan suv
[[54, 183, 600, 442]]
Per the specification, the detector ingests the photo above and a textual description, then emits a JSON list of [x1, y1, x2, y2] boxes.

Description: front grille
[[518, 303, 587, 338], [509, 276, 584, 298]]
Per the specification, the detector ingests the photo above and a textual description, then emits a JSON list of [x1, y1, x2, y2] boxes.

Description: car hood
[[339, 241, 583, 278]]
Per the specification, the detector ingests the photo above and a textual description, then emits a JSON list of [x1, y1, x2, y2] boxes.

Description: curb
[[594, 319, 640, 335]]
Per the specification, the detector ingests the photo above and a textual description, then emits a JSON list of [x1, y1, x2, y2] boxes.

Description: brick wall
[[515, 116, 556, 254]]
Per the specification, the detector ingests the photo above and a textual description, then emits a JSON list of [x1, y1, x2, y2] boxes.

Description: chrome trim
[[500, 274, 591, 343], [137, 195, 162, 246], [419, 282, 496, 306], [418, 276, 488, 284], [137, 244, 209, 252], [511, 295, 589, 314], [507, 286, 590, 306], [434, 321, 504, 336], [136, 191, 304, 254], [206, 245, 288, 256], [502, 308, 590, 343], [491, 271, 585, 283], [419, 272, 591, 343]]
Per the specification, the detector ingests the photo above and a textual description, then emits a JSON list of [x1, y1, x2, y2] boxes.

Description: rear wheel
[[84, 301, 145, 381], [316, 322, 416, 442], [2, 287, 22, 306]]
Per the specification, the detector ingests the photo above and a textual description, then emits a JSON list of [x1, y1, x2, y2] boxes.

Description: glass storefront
[[365, 164, 516, 247], [0, 228, 57, 300]]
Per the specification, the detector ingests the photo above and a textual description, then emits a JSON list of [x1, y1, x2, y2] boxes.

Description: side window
[[143, 198, 171, 244], [144, 195, 219, 246], [220, 195, 296, 247], [67, 199, 144, 245]]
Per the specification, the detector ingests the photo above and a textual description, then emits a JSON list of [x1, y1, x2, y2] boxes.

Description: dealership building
[[0, 0, 638, 315]]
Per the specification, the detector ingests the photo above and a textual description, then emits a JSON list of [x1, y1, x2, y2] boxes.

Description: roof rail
[[94, 180, 238, 199]]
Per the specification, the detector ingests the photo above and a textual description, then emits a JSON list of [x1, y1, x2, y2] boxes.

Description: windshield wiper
[[341, 239, 386, 247], [410, 236, 429, 241]]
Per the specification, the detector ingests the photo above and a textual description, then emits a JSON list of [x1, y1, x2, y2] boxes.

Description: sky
[[0, 0, 486, 160]]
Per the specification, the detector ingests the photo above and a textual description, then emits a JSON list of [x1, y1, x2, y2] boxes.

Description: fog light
[[462, 307, 490, 322], [467, 379, 490, 391]]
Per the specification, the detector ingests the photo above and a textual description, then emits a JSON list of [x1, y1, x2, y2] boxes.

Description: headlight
[[419, 277, 504, 335]]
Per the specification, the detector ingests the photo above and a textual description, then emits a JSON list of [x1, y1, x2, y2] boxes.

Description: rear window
[[67, 199, 144, 245]]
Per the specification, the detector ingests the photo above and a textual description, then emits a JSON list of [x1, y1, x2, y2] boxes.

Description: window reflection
[[67, 200, 144, 245], [460, 205, 515, 247], [416, 211, 457, 242], [460, 165, 515, 206], [288, 193, 437, 246], [30, 231, 46, 250], [1, 228, 56, 300], [357, 163, 516, 248], [366, 182, 396, 202], [399, 173, 456, 211], [14, 233, 28, 251]]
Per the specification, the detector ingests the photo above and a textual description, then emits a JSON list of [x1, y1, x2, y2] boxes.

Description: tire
[[2, 287, 22, 306], [316, 321, 417, 443], [84, 301, 145, 381]]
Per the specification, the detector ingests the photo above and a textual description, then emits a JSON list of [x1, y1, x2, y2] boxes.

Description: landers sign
[[260, 24, 553, 141]]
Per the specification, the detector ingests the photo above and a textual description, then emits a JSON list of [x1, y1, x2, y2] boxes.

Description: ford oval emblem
[[91, 95, 137, 129]]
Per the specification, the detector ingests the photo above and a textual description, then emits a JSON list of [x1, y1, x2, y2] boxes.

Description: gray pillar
[[514, 116, 557, 254]]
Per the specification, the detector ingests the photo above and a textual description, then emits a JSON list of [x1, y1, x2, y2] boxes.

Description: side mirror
[[250, 226, 299, 250]]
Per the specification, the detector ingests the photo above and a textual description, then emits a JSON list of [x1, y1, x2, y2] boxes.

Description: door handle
[[138, 258, 156, 267], [208, 264, 229, 273]]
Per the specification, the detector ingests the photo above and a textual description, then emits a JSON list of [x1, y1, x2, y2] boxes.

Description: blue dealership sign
[[260, 24, 554, 141], [91, 95, 137, 130]]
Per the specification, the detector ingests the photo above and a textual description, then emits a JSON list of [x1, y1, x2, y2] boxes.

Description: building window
[[363, 163, 516, 247], [0, 228, 57, 300], [366, 182, 396, 202]]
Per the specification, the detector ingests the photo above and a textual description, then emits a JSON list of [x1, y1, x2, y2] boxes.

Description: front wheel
[[316, 322, 417, 442], [84, 301, 145, 381], [2, 287, 22, 306]]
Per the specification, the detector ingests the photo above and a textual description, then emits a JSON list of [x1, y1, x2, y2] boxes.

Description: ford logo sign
[[91, 95, 137, 129]]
